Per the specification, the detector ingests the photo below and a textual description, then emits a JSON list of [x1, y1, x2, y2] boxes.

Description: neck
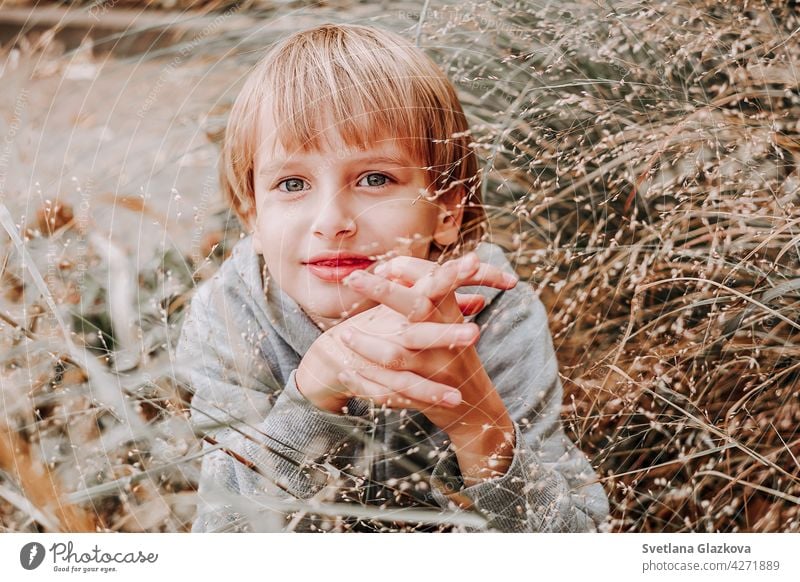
[[307, 310, 337, 332]]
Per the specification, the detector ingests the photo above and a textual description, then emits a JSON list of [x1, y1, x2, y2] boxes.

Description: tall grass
[[445, 0, 800, 532], [1, 0, 798, 532]]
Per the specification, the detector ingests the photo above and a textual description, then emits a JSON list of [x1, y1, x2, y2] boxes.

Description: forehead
[[255, 95, 424, 167]]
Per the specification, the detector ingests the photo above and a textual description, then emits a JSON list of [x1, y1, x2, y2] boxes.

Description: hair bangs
[[263, 46, 430, 176]]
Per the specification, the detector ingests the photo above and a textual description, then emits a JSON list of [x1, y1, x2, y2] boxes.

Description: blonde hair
[[220, 23, 487, 259]]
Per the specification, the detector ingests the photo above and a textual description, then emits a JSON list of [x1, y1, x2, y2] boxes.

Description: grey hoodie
[[176, 235, 610, 533]]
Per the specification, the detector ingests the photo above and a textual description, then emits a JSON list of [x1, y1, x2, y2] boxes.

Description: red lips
[[305, 252, 374, 264], [304, 252, 375, 283]]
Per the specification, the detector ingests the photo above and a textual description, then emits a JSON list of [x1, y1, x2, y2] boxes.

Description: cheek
[[255, 216, 294, 280], [366, 200, 438, 235], [359, 202, 437, 259], [255, 204, 304, 245]]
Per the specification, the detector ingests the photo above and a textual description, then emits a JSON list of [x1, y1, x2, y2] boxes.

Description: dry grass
[[0, 0, 798, 532], [0, 425, 96, 531], [445, 0, 800, 532]]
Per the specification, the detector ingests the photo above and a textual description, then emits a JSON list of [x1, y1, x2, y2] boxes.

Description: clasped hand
[[296, 250, 518, 433]]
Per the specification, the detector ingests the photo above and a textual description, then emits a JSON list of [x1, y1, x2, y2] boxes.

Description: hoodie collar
[[226, 235, 515, 357]]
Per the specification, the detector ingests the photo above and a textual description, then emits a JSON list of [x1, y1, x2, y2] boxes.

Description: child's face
[[250, 109, 458, 331]]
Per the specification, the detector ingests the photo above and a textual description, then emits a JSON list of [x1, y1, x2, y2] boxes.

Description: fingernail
[[344, 270, 365, 286], [341, 329, 352, 343], [456, 326, 477, 343], [374, 263, 388, 276], [504, 272, 519, 285], [442, 391, 462, 406]]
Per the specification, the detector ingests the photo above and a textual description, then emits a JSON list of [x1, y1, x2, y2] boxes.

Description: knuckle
[[381, 345, 406, 368], [413, 274, 433, 294], [446, 258, 462, 271], [379, 259, 396, 277], [397, 329, 417, 350], [409, 297, 436, 322], [395, 256, 413, 269], [384, 256, 410, 275], [396, 328, 417, 351]]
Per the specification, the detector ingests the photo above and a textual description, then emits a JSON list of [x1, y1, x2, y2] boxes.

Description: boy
[[177, 23, 610, 533]]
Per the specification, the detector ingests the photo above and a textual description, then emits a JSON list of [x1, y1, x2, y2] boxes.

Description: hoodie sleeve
[[426, 282, 610, 532], [177, 283, 371, 533]]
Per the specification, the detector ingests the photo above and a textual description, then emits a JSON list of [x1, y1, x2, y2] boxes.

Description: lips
[[309, 258, 371, 267], [304, 256, 375, 283]]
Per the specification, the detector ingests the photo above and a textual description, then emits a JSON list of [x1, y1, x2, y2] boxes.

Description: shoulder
[[177, 234, 274, 370], [176, 236, 284, 395], [469, 243, 552, 349], [475, 279, 549, 345], [183, 235, 264, 325], [464, 241, 547, 327], [196, 234, 262, 296]]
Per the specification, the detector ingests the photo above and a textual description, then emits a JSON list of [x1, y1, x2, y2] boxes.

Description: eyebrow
[[258, 153, 415, 177]]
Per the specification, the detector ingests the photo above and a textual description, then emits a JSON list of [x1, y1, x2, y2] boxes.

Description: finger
[[395, 322, 479, 350], [342, 323, 479, 358], [338, 368, 441, 410], [377, 253, 519, 297], [456, 293, 485, 315], [413, 252, 480, 306], [340, 329, 411, 370], [354, 365, 463, 409], [343, 269, 440, 322], [337, 369, 400, 407]]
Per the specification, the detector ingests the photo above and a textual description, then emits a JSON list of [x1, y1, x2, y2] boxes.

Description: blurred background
[[0, 0, 798, 533]]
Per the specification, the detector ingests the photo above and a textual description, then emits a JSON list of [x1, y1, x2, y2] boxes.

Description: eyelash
[[274, 172, 394, 195]]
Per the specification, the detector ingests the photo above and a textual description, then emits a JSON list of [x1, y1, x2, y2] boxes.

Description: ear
[[432, 188, 465, 247]]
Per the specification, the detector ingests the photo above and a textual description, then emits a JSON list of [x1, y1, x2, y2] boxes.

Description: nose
[[311, 183, 356, 241]]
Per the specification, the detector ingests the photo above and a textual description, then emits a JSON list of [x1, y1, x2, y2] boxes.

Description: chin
[[303, 294, 372, 320]]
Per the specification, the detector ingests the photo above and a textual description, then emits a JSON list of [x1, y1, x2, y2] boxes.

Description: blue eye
[[278, 178, 308, 192], [358, 173, 391, 188]]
